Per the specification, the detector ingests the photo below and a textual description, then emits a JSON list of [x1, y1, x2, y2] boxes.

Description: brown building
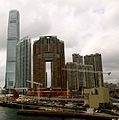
[[66, 54, 94, 95], [33, 36, 66, 89], [72, 54, 83, 64], [72, 54, 84, 91], [84, 53, 104, 87], [66, 53, 103, 96], [65, 62, 84, 95]]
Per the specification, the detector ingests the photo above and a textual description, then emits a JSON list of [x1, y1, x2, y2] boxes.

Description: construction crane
[[14, 88, 28, 90], [27, 80, 42, 86], [63, 67, 111, 87], [27, 80, 42, 103], [65, 62, 111, 74], [62, 67, 111, 87], [62, 68, 111, 75], [62, 67, 111, 96]]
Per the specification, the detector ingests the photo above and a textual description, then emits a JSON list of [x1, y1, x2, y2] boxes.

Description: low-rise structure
[[84, 87, 109, 108]]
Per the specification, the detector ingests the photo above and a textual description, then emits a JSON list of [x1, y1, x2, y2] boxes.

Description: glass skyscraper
[[15, 36, 31, 92], [5, 10, 20, 89]]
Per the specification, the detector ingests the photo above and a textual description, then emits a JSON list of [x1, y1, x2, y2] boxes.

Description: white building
[[15, 36, 31, 93]]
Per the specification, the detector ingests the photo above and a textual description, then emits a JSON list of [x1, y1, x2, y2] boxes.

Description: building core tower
[[5, 10, 20, 89], [33, 36, 66, 89]]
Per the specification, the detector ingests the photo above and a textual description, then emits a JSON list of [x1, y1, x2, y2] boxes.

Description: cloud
[[21, 14, 51, 38], [0, 49, 6, 87], [0, 0, 119, 87]]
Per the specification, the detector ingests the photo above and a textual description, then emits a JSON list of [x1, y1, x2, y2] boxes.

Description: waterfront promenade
[[0, 95, 119, 120], [0, 101, 118, 120]]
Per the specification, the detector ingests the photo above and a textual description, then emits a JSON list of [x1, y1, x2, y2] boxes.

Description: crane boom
[[27, 80, 42, 85], [62, 68, 111, 75]]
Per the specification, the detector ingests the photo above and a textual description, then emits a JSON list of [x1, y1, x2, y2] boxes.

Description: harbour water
[[0, 106, 86, 120]]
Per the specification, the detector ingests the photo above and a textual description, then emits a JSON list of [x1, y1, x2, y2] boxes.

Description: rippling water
[[0, 106, 86, 120]]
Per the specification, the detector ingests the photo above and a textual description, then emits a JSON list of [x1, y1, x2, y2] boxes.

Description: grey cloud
[[0, 65, 6, 87], [0, 12, 8, 50], [101, 1, 119, 30], [0, 0, 119, 84], [0, 36, 7, 50], [21, 18, 51, 38], [103, 52, 119, 70]]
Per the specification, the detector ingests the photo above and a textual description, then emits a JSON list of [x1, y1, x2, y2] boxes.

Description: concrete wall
[[84, 87, 109, 108]]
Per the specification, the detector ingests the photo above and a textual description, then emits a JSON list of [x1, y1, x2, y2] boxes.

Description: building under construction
[[33, 36, 66, 90], [65, 53, 104, 96]]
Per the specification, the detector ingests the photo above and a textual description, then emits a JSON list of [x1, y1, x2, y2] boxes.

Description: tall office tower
[[5, 10, 20, 89], [15, 36, 31, 92], [33, 36, 66, 89], [72, 54, 83, 64], [84, 53, 104, 87]]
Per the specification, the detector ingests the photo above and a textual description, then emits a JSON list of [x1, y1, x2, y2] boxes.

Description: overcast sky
[[0, 0, 119, 87]]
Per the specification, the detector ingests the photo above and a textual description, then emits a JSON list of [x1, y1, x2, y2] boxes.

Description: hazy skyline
[[0, 0, 119, 87]]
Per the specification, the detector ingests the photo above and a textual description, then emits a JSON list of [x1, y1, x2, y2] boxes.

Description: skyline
[[0, 0, 119, 87]]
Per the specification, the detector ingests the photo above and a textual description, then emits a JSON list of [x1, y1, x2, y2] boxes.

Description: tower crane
[[27, 80, 42, 85], [62, 68, 111, 87], [62, 68, 111, 75], [27, 80, 42, 103], [62, 67, 111, 96]]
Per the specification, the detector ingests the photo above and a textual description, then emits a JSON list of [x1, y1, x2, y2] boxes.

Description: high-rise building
[[72, 54, 84, 90], [33, 36, 66, 89], [5, 10, 20, 89], [65, 62, 81, 95], [72, 54, 83, 64], [84, 53, 104, 87], [66, 54, 94, 95], [66, 53, 103, 95], [83, 64, 95, 88], [65, 62, 94, 95], [15, 36, 31, 92]]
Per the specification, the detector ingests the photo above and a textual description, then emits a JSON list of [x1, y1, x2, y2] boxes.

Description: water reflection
[[0, 107, 86, 120]]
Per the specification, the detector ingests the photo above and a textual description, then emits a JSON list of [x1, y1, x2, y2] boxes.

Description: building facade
[[72, 54, 84, 90], [65, 62, 84, 95], [66, 54, 94, 95], [66, 53, 103, 95], [84, 87, 109, 108], [83, 64, 95, 88], [84, 53, 104, 87], [5, 10, 20, 89], [72, 54, 83, 64], [15, 36, 31, 91], [66, 62, 78, 92], [33, 36, 66, 89]]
